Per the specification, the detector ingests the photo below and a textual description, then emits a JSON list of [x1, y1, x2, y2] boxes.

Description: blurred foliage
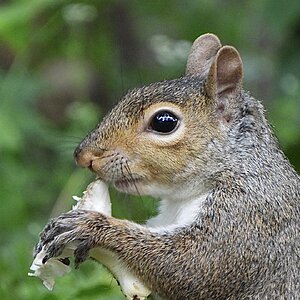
[[0, 0, 300, 299]]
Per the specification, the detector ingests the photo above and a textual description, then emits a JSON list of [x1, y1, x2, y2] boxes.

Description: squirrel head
[[74, 33, 244, 199]]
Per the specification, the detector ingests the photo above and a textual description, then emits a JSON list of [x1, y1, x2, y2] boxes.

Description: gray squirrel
[[37, 33, 300, 299]]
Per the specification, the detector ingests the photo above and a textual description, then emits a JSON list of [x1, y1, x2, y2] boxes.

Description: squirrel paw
[[37, 210, 106, 267]]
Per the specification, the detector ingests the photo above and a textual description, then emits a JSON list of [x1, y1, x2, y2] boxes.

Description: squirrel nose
[[74, 146, 99, 168]]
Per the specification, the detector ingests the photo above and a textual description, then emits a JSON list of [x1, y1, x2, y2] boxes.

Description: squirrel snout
[[73, 146, 99, 168]]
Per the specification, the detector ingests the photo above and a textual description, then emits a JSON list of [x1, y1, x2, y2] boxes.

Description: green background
[[1, 0, 300, 299]]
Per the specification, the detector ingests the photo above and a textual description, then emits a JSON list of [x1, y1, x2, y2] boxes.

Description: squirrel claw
[[38, 210, 103, 265], [42, 232, 73, 262]]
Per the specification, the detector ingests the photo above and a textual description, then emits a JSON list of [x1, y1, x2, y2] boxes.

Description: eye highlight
[[148, 110, 179, 134]]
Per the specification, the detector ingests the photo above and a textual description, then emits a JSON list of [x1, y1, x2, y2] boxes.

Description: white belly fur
[[80, 181, 208, 299]]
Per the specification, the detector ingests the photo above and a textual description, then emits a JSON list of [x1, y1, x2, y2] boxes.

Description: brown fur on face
[[74, 76, 222, 197]]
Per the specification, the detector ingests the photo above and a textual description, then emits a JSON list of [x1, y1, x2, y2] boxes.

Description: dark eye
[[149, 111, 179, 134]]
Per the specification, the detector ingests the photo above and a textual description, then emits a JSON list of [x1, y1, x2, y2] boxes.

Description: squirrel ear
[[205, 46, 243, 122], [185, 33, 222, 76]]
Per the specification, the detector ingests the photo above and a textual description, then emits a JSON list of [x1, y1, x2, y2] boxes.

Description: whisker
[[116, 155, 124, 184], [107, 153, 119, 184], [99, 153, 115, 160], [123, 161, 141, 198], [61, 135, 83, 140], [55, 144, 78, 150], [109, 162, 117, 185], [49, 135, 82, 145], [118, 189, 132, 219], [58, 140, 82, 146], [102, 160, 114, 184]]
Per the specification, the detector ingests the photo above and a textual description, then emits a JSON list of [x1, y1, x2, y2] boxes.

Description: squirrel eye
[[149, 111, 179, 134]]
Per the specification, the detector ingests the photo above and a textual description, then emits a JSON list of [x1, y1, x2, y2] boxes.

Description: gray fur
[[40, 34, 300, 299]]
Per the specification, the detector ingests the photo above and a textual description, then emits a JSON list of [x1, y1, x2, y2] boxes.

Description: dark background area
[[1, 1, 300, 299]]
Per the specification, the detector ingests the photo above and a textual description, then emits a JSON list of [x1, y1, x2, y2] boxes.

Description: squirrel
[[38, 33, 300, 299]]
